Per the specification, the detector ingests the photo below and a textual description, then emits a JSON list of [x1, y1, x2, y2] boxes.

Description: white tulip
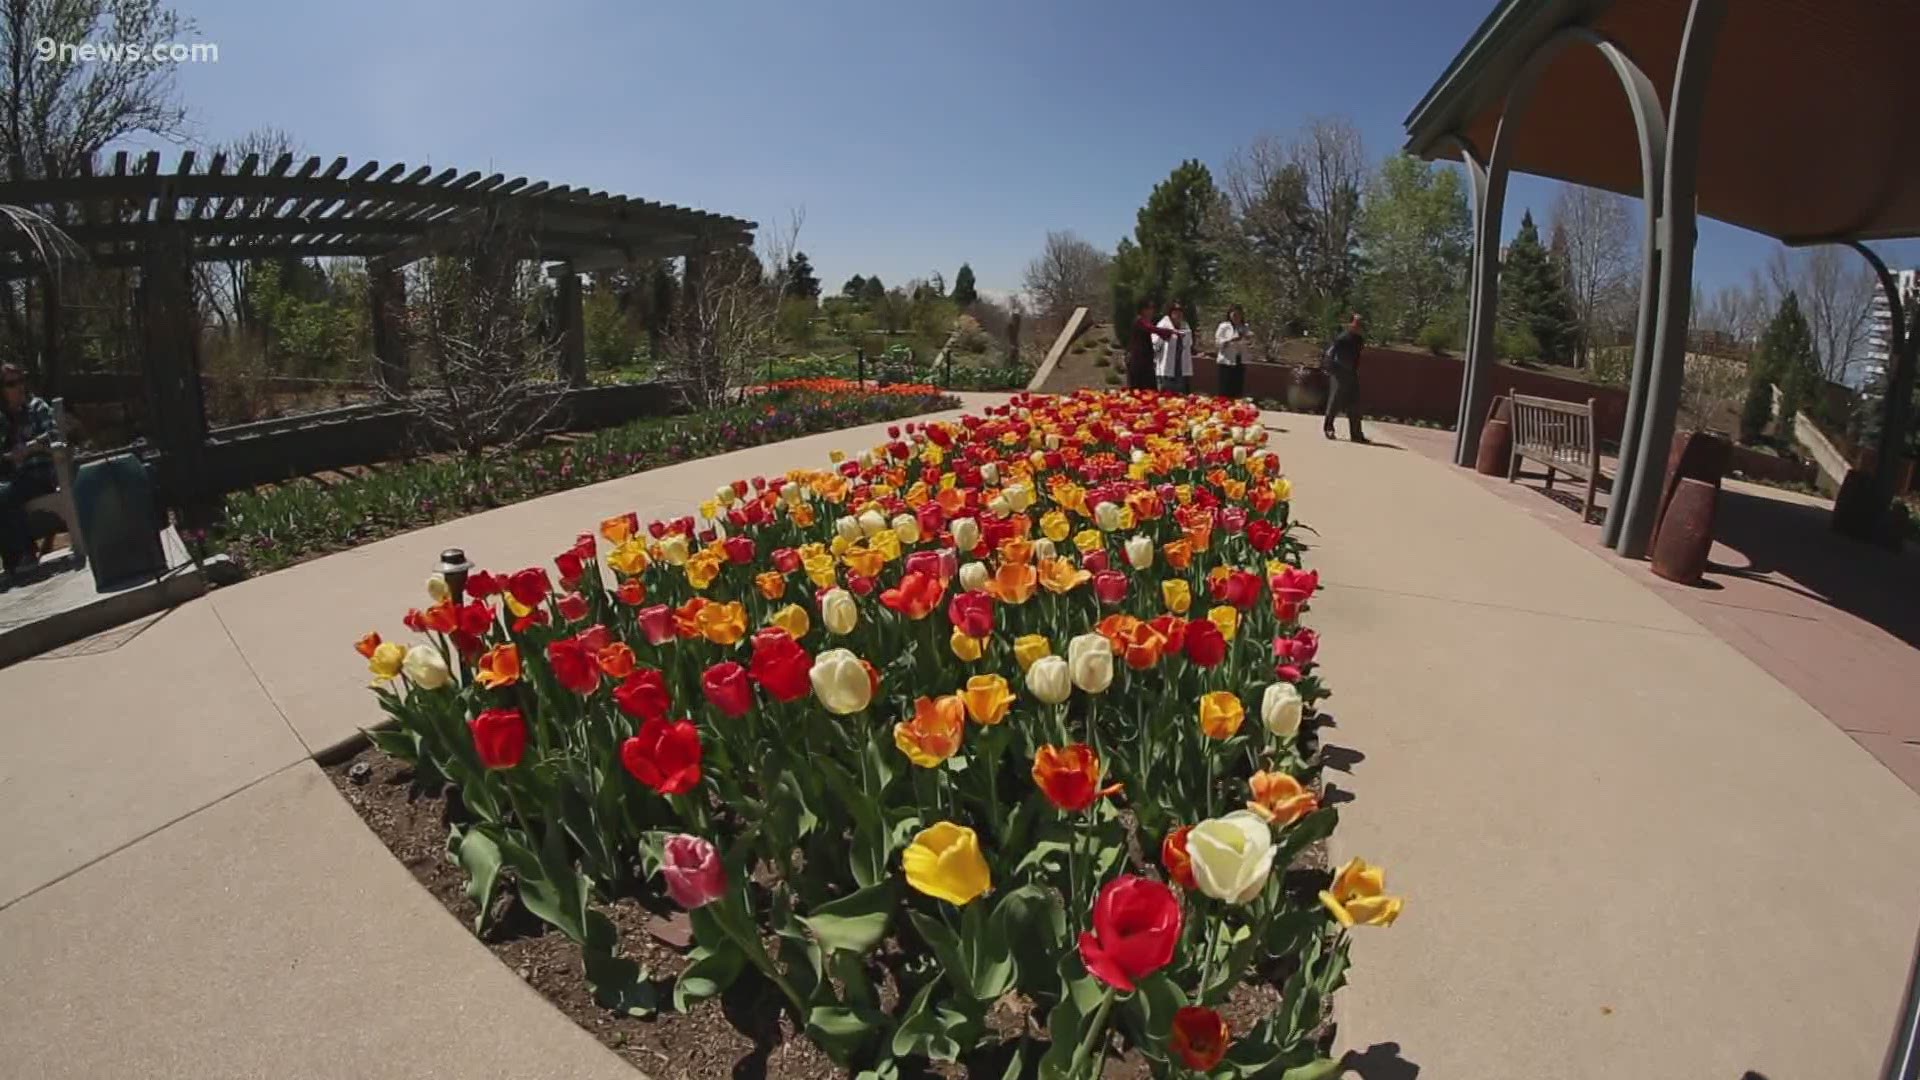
[[1004, 483, 1035, 512], [1188, 811, 1277, 905], [1026, 655, 1072, 705], [810, 649, 873, 715], [835, 515, 864, 544], [1033, 538, 1057, 563], [1093, 502, 1122, 532], [1124, 535, 1154, 571], [950, 517, 980, 553], [1262, 682, 1305, 738], [981, 462, 1000, 485], [959, 561, 989, 593], [988, 494, 1012, 516], [401, 644, 452, 690], [1045, 434, 1061, 451], [892, 513, 921, 544], [1066, 633, 1114, 694], [858, 509, 887, 538], [426, 574, 451, 603], [715, 484, 739, 506], [820, 588, 859, 636], [1233, 446, 1249, 465]]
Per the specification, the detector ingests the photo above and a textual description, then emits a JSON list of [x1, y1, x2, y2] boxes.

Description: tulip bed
[[357, 390, 1400, 1078]]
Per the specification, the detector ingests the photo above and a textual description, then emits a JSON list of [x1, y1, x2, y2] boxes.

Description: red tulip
[[457, 601, 494, 637], [847, 572, 877, 597], [1214, 569, 1263, 610], [1185, 619, 1228, 668], [1170, 1006, 1230, 1071], [422, 601, 459, 634], [936, 548, 959, 582], [546, 636, 601, 695], [947, 591, 996, 638], [880, 571, 945, 620], [1218, 507, 1248, 535], [465, 569, 503, 598], [1245, 519, 1282, 553], [1148, 614, 1187, 657], [1271, 566, 1319, 606], [614, 668, 672, 722], [702, 661, 753, 718], [557, 592, 589, 622], [555, 547, 587, 585], [1077, 875, 1182, 992], [1273, 629, 1319, 666], [731, 478, 749, 497], [723, 535, 757, 566], [507, 567, 551, 608], [616, 579, 646, 607], [451, 630, 484, 660], [469, 707, 527, 770], [638, 604, 674, 646], [1093, 570, 1129, 605], [772, 547, 802, 574], [621, 718, 703, 795], [749, 629, 812, 703], [647, 519, 667, 539], [1084, 550, 1111, 574], [905, 550, 943, 581]]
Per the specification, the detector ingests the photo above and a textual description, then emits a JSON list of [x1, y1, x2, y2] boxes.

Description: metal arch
[[1842, 239, 1918, 541], [1432, 132, 1491, 467], [1614, 0, 1727, 559], [1455, 26, 1670, 488]]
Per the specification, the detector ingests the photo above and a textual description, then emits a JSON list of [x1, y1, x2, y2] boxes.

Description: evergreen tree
[[1762, 292, 1821, 425], [861, 276, 887, 306], [1498, 211, 1578, 362], [951, 263, 978, 307], [842, 274, 867, 299], [783, 252, 820, 300], [1126, 160, 1224, 321]]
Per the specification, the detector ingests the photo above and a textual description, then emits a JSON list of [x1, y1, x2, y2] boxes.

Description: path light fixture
[[438, 548, 473, 603]]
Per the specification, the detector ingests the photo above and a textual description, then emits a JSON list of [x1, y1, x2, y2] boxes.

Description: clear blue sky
[[147, 0, 1915, 301]]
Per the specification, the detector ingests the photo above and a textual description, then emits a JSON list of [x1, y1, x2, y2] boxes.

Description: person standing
[[1125, 298, 1177, 390], [1214, 305, 1251, 399], [1322, 313, 1368, 442], [1155, 302, 1194, 393], [0, 363, 60, 584]]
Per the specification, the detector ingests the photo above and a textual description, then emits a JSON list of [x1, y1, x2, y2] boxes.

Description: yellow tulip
[[658, 534, 691, 566], [902, 822, 991, 906], [829, 534, 854, 557], [959, 674, 1015, 726], [843, 543, 886, 579], [769, 604, 811, 641], [1208, 605, 1239, 641], [871, 529, 903, 563], [368, 641, 407, 683], [606, 539, 651, 576], [685, 551, 724, 590], [1273, 477, 1293, 503], [950, 629, 985, 663], [1038, 557, 1091, 595], [804, 551, 839, 590], [1319, 857, 1403, 928], [1162, 579, 1193, 615], [1199, 690, 1245, 740], [1072, 528, 1104, 555], [698, 601, 748, 646], [1012, 634, 1052, 673]]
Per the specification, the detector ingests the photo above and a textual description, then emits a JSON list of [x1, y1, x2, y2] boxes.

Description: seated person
[[1, 363, 59, 584]]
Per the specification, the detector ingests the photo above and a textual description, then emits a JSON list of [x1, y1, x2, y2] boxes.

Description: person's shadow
[[1343, 1041, 1419, 1078]]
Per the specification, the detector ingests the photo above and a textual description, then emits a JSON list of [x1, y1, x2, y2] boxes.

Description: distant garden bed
[[203, 384, 958, 576]]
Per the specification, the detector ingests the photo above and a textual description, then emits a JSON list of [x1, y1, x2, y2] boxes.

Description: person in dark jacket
[[1, 363, 59, 583], [1125, 298, 1177, 390], [1322, 314, 1368, 442]]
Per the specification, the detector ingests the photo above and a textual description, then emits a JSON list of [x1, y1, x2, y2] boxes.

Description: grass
[[204, 386, 958, 576]]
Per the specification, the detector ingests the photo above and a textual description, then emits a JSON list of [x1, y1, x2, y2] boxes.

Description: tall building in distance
[[1862, 268, 1919, 386]]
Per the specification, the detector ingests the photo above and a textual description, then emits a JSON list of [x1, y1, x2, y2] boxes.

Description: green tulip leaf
[[1279, 1057, 1344, 1080], [1122, 970, 1188, 1047], [960, 895, 1016, 1001], [453, 825, 504, 934], [1272, 807, 1338, 870], [673, 941, 747, 1012], [990, 884, 1067, 984], [1013, 839, 1070, 877], [806, 1004, 887, 1064], [802, 881, 897, 955], [365, 725, 420, 763]]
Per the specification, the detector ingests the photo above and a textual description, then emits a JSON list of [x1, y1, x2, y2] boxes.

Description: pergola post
[[1457, 151, 1508, 467], [1834, 241, 1916, 542], [368, 261, 409, 393], [554, 263, 587, 388], [138, 224, 210, 506], [1441, 139, 1490, 467], [1615, 0, 1726, 559]]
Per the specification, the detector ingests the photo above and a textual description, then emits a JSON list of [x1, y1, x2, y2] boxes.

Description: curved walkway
[[1, 398, 1914, 1079]]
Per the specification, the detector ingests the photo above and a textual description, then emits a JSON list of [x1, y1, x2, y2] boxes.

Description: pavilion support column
[[368, 261, 409, 394], [1457, 149, 1509, 467], [1616, 0, 1726, 559], [1443, 139, 1491, 467], [1834, 241, 1917, 543], [139, 224, 211, 512], [555, 263, 587, 388]]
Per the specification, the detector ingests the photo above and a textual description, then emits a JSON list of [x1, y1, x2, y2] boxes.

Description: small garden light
[[438, 548, 473, 603]]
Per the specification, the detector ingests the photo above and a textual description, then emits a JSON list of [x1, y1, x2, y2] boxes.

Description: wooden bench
[[1507, 393, 1601, 524]]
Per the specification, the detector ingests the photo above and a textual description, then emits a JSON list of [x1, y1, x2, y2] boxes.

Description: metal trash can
[[71, 454, 167, 590]]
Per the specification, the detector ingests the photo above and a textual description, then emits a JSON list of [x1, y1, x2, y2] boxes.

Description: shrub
[[1103, 371, 1121, 385], [356, 392, 1387, 1075], [1495, 323, 1540, 362], [954, 314, 991, 353], [1416, 318, 1458, 356]]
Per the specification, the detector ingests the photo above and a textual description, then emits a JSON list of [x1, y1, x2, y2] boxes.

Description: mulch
[[325, 745, 1335, 1079]]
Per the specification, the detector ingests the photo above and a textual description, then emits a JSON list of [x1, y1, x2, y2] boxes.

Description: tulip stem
[[1069, 987, 1117, 1078]]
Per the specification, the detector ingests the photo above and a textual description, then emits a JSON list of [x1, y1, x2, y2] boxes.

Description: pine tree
[[1762, 292, 1821, 425], [783, 252, 820, 300], [951, 263, 978, 308], [1133, 160, 1224, 320], [841, 274, 867, 299], [1499, 211, 1578, 362]]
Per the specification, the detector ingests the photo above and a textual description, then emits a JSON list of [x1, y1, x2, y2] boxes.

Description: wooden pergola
[[0, 150, 755, 503]]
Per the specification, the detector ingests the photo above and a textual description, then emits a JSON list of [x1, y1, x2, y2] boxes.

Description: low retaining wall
[[1193, 346, 1633, 441], [106, 381, 682, 497]]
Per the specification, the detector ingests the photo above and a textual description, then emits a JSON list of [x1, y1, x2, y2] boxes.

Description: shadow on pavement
[[1343, 1041, 1419, 1078]]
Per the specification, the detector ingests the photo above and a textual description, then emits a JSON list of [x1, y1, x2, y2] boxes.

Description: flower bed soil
[[326, 742, 1337, 1079]]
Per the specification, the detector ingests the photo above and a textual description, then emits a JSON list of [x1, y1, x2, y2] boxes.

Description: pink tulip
[[638, 604, 674, 645], [1093, 570, 1130, 605], [660, 834, 728, 909]]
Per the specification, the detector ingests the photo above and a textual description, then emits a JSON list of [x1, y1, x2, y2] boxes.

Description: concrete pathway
[[1, 396, 1915, 1080]]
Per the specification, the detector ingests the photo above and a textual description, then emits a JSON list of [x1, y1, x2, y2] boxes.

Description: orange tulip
[[476, 643, 521, 689], [998, 536, 1035, 565], [616, 579, 647, 607], [597, 642, 638, 679], [600, 513, 636, 545], [959, 674, 1015, 726], [1038, 556, 1091, 595], [1118, 619, 1169, 670], [843, 544, 886, 579], [1162, 539, 1194, 570], [1246, 770, 1319, 826], [673, 597, 708, 639], [789, 502, 817, 528], [756, 571, 788, 601], [880, 571, 947, 621], [698, 601, 748, 646], [1184, 522, 1214, 553], [985, 562, 1039, 605], [1096, 613, 1143, 652], [895, 695, 966, 767], [354, 632, 382, 659], [1032, 743, 1122, 812]]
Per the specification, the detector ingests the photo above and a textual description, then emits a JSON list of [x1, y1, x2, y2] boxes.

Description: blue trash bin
[[71, 454, 167, 590]]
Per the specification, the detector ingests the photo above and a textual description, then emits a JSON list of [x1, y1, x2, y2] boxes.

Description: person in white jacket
[[1153, 302, 1195, 393], [1213, 305, 1251, 399]]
